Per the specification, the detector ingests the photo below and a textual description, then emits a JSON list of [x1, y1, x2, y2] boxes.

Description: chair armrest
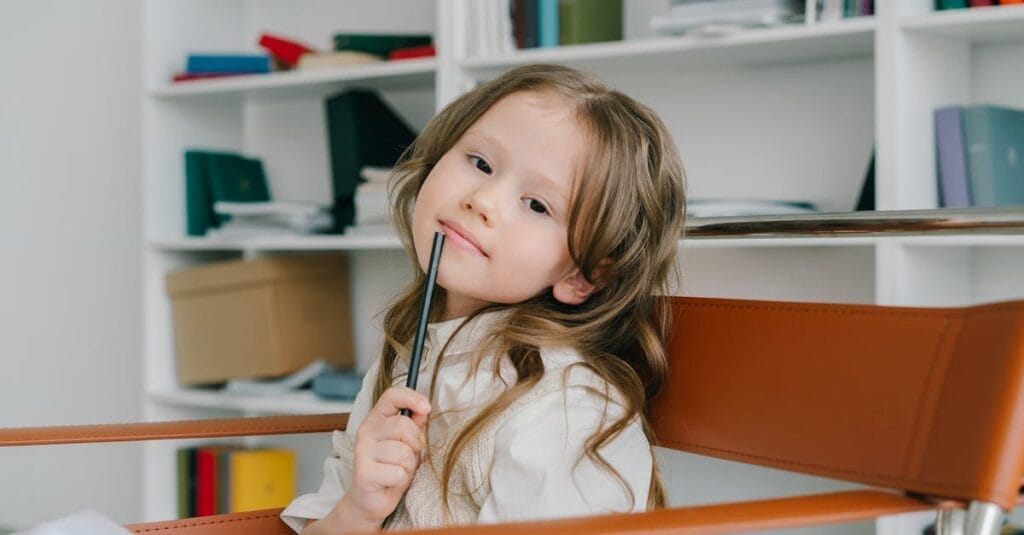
[[125, 490, 948, 534], [412, 490, 947, 534], [0, 413, 348, 446]]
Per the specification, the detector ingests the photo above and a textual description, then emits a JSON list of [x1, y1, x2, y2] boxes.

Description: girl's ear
[[552, 259, 611, 305]]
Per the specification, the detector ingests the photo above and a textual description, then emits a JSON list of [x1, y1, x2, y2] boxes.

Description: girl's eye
[[525, 198, 549, 215], [469, 155, 492, 175]]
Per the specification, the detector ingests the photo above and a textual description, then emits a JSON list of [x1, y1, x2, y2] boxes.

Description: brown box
[[166, 254, 353, 385]]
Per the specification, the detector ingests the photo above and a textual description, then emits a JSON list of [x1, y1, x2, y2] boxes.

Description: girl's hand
[[332, 386, 431, 530]]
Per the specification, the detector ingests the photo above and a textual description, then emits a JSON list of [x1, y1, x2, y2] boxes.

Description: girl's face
[[412, 91, 593, 320]]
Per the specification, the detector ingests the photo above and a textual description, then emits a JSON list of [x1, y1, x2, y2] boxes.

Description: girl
[[282, 63, 686, 533]]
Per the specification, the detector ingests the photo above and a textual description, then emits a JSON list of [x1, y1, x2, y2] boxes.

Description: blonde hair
[[376, 64, 686, 518]]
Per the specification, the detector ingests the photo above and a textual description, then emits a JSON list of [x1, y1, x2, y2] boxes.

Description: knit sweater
[[281, 311, 653, 532]]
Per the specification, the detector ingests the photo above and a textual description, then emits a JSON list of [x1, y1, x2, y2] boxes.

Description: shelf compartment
[[150, 58, 436, 100], [460, 18, 875, 76], [902, 5, 1024, 43], [151, 389, 353, 416]]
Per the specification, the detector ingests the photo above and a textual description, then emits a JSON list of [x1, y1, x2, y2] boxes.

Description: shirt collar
[[425, 309, 507, 357]]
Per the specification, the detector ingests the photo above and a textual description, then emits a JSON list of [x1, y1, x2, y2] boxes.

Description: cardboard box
[[166, 254, 353, 385]]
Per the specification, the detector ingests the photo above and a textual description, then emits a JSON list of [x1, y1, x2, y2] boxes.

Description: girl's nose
[[462, 180, 501, 225]]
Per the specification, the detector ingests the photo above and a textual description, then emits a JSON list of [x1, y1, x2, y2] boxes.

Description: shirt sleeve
[[280, 362, 380, 533], [476, 382, 653, 524]]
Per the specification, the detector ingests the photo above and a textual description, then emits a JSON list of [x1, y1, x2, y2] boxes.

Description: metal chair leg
[[964, 501, 1005, 535], [936, 509, 965, 535]]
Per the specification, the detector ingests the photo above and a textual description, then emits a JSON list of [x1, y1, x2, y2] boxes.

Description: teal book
[[538, 0, 559, 47], [963, 105, 1024, 207]]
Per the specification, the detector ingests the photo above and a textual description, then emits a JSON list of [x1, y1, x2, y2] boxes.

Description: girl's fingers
[[373, 440, 420, 476], [373, 463, 411, 488], [357, 414, 425, 454], [372, 387, 431, 421]]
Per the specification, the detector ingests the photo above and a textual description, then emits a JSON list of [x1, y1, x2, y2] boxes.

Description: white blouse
[[281, 312, 653, 532]]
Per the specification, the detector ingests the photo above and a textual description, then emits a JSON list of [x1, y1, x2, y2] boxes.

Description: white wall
[[0, 0, 143, 528]]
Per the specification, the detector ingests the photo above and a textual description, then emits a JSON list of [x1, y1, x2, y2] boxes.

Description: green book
[[184, 150, 231, 236], [207, 154, 270, 204], [176, 447, 196, 519], [559, 0, 621, 46], [963, 105, 1024, 207], [936, 0, 967, 9], [332, 33, 431, 56]]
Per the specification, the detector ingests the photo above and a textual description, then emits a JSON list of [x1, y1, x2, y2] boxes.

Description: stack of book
[[350, 166, 392, 234], [177, 446, 296, 518], [209, 201, 333, 238], [935, 104, 1024, 208], [469, 0, 622, 58]]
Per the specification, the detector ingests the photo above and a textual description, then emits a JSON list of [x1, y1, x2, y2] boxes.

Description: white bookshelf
[[141, 0, 1024, 531]]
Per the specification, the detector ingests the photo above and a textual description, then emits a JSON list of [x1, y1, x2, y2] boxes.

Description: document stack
[[650, 0, 796, 36]]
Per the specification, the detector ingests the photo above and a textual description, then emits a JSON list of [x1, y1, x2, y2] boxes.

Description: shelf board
[[150, 232, 403, 252], [151, 389, 353, 416], [150, 58, 436, 100], [895, 235, 1024, 248], [460, 18, 875, 76], [150, 208, 1024, 252], [902, 5, 1024, 43]]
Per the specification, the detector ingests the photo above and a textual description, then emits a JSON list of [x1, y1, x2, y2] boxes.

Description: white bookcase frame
[[141, 1, 1024, 530]]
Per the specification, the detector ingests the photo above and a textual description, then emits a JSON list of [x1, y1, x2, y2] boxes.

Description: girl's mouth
[[440, 221, 487, 257]]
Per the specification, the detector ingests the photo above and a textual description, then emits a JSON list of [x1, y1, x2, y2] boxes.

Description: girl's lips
[[440, 222, 487, 257]]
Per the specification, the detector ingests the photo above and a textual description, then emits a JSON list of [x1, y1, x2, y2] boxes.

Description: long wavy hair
[[375, 64, 686, 519]]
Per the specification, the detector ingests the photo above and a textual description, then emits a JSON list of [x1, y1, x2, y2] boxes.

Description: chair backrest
[[648, 296, 1024, 510]]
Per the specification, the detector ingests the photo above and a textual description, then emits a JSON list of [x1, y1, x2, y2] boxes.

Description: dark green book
[[207, 154, 270, 204], [176, 447, 196, 518], [324, 89, 417, 232], [332, 33, 431, 56], [559, 0, 621, 45], [184, 150, 231, 236]]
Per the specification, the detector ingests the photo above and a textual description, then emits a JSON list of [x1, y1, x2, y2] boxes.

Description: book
[[559, 0, 622, 45], [228, 448, 296, 512], [184, 150, 226, 236], [538, 0, 559, 47], [173, 72, 246, 83], [325, 90, 417, 232], [258, 33, 316, 68], [312, 368, 364, 401], [936, 0, 968, 8], [296, 51, 383, 70], [176, 447, 196, 518], [934, 106, 971, 208], [332, 33, 432, 57], [194, 447, 220, 516], [186, 54, 271, 74], [207, 154, 271, 207], [963, 105, 1024, 207], [387, 45, 436, 60]]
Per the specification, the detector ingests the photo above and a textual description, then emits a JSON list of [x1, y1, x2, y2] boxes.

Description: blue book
[[186, 54, 271, 74], [934, 106, 971, 208], [963, 105, 1024, 207], [537, 0, 559, 48]]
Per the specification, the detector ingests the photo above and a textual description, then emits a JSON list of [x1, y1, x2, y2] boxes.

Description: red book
[[172, 72, 247, 82], [387, 45, 436, 60], [259, 33, 316, 67], [194, 447, 220, 516], [969, 0, 994, 5]]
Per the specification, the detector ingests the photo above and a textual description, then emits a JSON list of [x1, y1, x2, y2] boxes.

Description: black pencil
[[400, 231, 445, 417]]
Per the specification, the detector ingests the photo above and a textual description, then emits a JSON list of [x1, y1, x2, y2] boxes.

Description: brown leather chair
[[3, 296, 1024, 534]]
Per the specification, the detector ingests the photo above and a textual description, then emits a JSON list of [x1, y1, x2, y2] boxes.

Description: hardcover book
[[963, 105, 1024, 207], [934, 106, 971, 208]]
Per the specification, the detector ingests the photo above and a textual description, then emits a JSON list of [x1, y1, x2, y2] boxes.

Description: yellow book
[[228, 448, 296, 512]]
